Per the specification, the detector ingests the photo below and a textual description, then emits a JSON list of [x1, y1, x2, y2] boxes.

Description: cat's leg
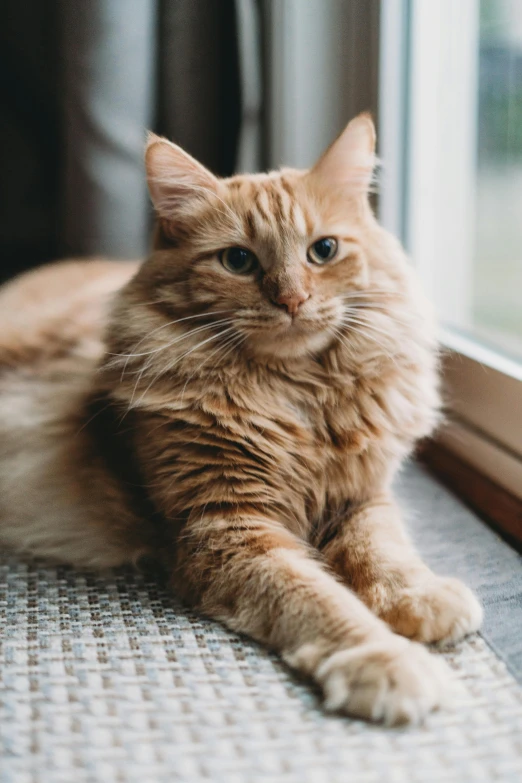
[[321, 495, 482, 645], [172, 512, 450, 725]]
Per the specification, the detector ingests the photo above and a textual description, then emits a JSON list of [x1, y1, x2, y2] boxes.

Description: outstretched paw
[[316, 636, 451, 725], [383, 577, 483, 645]]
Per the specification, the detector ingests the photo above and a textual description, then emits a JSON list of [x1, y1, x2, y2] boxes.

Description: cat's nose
[[274, 291, 310, 316]]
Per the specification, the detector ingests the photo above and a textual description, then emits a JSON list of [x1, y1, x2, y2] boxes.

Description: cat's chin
[[247, 322, 335, 360]]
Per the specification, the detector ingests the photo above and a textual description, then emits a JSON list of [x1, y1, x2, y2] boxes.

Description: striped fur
[[0, 116, 481, 724]]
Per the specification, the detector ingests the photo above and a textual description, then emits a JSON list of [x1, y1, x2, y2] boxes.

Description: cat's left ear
[[310, 113, 376, 195], [145, 133, 219, 218]]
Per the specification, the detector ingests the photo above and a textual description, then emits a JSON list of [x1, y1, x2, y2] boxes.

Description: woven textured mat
[[2, 554, 522, 783]]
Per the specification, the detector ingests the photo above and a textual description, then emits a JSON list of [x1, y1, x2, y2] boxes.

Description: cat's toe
[[386, 577, 483, 645], [316, 637, 451, 725]]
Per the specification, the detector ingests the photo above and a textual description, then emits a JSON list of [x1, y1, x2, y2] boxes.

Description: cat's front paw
[[384, 577, 483, 645], [316, 637, 450, 725]]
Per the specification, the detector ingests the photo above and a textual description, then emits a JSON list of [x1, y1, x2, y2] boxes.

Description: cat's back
[[0, 259, 146, 567], [0, 259, 139, 374]]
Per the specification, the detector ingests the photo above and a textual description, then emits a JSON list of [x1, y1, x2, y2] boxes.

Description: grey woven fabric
[[1, 463, 522, 782], [396, 463, 522, 681]]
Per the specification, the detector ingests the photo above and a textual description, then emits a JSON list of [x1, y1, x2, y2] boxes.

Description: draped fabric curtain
[[0, 0, 62, 280], [61, 0, 158, 261], [0, 0, 245, 281], [1, 0, 379, 284]]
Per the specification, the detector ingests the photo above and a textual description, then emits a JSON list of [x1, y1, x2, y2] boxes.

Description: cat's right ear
[[309, 113, 376, 196], [145, 133, 219, 218]]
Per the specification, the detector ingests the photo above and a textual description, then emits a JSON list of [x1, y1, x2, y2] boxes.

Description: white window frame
[[380, 0, 522, 500]]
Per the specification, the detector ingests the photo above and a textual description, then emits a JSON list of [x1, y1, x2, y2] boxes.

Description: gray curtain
[[61, 0, 158, 259], [157, 0, 241, 176], [0, 0, 376, 279], [0, 0, 62, 280], [0, 0, 243, 280]]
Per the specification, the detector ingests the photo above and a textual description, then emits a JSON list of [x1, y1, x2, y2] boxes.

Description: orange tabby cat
[[0, 114, 482, 724]]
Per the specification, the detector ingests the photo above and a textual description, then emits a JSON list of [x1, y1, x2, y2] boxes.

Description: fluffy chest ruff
[[105, 336, 439, 549]]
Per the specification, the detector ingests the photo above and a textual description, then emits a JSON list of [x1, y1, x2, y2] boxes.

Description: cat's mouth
[[237, 310, 337, 359], [232, 302, 340, 358], [262, 311, 316, 334], [270, 309, 335, 335]]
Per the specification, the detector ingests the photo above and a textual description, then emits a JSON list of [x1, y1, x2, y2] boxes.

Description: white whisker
[[126, 319, 236, 405], [334, 313, 401, 365], [344, 305, 414, 329], [111, 309, 233, 375], [121, 317, 236, 369], [120, 318, 234, 382], [178, 330, 246, 404], [340, 291, 397, 301], [341, 316, 393, 342], [339, 328, 394, 362], [131, 326, 237, 411], [342, 305, 411, 328]]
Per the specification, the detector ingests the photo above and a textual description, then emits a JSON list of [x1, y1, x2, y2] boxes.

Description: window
[[267, 0, 522, 503], [474, 1, 522, 359], [381, 0, 522, 500]]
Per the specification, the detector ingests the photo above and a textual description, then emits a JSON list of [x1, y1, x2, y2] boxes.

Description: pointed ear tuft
[[310, 113, 376, 195], [145, 134, 218, 218]]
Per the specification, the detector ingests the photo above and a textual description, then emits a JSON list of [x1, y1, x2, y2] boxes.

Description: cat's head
[[132, 114, 416, 362]]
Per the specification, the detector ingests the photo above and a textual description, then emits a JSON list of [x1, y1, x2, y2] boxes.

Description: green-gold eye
[[307, 237, 338, 265], [220, 247, 257, 275]]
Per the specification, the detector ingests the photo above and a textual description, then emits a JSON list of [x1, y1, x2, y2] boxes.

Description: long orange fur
[[0, 115, 482, 724]]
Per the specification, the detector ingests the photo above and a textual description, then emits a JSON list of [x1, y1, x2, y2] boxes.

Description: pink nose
[[274, 291, 310, 316]]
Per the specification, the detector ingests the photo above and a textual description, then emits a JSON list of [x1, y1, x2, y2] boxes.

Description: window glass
[[473, 0, 522, 358]]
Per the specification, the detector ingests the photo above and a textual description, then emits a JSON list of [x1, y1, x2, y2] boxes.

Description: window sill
[[437, 328, 522, 504], [420, 439, 522, 553]]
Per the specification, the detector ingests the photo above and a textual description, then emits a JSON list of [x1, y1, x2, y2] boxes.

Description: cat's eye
[[307, 237, 338, 265], [220, 247, 257, 275]]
